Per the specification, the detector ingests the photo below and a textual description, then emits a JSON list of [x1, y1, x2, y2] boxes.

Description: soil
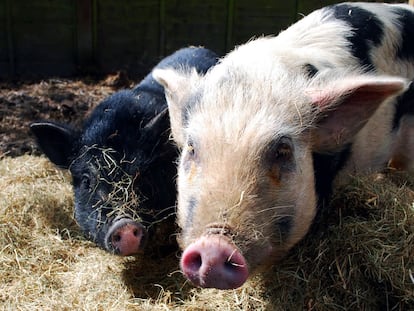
[[0, 72, 135, 157]]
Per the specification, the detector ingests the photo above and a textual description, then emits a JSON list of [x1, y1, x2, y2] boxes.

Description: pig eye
[[266, 137, 295, 178], [186, 141, 196, 158], [182, 140, 198, 172], [274, 138, 293, 161], [81, 173, 92, 192]]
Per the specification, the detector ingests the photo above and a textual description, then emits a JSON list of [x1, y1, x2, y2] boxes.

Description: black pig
[[30, 47, 218, 256]]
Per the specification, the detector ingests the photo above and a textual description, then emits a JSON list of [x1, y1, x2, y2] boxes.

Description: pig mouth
[[104, 217, 147, 256], [204, 223, 233, 236]]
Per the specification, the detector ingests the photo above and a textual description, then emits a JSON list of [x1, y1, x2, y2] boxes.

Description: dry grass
[[1, 155, 413, 310]]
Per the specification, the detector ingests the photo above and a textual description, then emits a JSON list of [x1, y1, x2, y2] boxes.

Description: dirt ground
[[0, 72, 135, 158]]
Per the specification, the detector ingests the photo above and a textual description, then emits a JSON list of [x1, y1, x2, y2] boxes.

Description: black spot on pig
[[304, 63, 319, 78], [312, 144, 352, 208], [329, 4, 384, 69], [392, 7, 414, 61], [393, 81, 414, 130], [31, 47, 219, 256]]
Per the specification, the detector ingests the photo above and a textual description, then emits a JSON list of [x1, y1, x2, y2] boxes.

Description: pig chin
[[240, 241, 276, 273]]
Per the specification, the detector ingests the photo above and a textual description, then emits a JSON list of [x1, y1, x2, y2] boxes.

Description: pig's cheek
[[187, 161, 198, 184], [177, 160, 198, 218], [181, 154, 198, 183], [254, 235, 296, 270], [177, 195, 199, 248]]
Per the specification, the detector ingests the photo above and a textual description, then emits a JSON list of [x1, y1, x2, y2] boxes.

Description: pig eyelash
[[255, 204, 294, 214], [265, 136, 295, 172], [274, 137, 293, 160], [276, 144, 291, 159], [186, 141, 195, 157], [81, 173, 92, 192]]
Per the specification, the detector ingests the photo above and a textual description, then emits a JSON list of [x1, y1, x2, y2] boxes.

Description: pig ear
[[30, 121, 79, 168], [308, 76, 408, 153], [153, 68, 197, 147]]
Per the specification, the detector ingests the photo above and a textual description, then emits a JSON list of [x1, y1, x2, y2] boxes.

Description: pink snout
[[106, 219, 145, 256], [180, 235, 249, 289]]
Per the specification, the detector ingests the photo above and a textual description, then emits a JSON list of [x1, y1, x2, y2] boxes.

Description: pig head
[[31, 47, 219, 256]]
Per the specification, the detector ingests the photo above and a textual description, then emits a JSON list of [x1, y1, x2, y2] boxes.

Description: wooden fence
[[0, 0, 408, 78]]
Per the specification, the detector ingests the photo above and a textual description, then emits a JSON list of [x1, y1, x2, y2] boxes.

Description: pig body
[[154, 3, 414, 289], [31, 47, 218, 256]]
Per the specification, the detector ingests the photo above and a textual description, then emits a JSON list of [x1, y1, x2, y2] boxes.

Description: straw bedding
[[1, 155, 413, 310]]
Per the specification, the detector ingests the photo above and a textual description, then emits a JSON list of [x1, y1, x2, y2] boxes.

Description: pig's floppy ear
[[307, 76, 408, 153], [30, 121, 79, 169], [153, 68, 197, 147]]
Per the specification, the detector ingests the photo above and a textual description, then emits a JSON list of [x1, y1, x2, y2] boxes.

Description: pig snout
[[180, 235, 249, 289], [105, 218, 145, 256]]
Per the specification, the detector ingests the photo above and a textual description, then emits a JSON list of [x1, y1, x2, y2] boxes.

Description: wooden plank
[[226, 0, 235, 51], [76, 0, 93, 71], [297, 0, 408, 16], [164, 0, 228, 55], [11, 0, 77, 76], [297, 0, 338, 16], [159, 0, 166, 56], [15, 61, 77, 76], [231, 0, 296, 47], [95, 0, 160, 77], [4, 0, 14, 76], [0, 0, 15, 76]]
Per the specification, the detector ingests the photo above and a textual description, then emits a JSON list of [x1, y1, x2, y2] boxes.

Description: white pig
[[154, 2, 414, 289]]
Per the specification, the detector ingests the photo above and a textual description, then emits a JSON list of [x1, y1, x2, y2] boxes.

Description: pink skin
[[107, 220, 144, 256], [180, 235, 249, 289]]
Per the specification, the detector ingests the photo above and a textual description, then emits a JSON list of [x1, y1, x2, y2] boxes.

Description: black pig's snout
[[105, 218, 146, 256]]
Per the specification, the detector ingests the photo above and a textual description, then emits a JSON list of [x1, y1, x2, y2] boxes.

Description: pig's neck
[[312, 143, 352, 209]]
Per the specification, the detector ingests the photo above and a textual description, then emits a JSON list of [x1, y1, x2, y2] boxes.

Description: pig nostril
[[186, 252, 203, 271], [112, 233, 121, 243], [133, 228, 140, 237]]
